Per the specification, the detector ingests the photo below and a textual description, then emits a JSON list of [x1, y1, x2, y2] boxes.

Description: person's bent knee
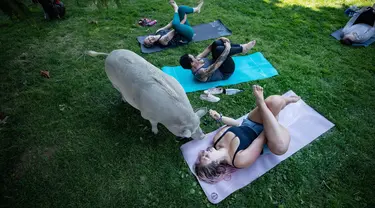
[[185, 34, 193, 42], [271, 139, 289, 155], [172, 21, 180, 28], [213, 40, 222, 47], [265, 95, 284, 111], [272, 145, 288, 155], [215, 46, 225, 54], [271, 128, 290, 155]]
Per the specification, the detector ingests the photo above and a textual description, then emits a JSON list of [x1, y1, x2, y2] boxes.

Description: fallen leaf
[[0, 112, 5, 120], [89, 20, 98, 24], [40, 70, 50, 78]]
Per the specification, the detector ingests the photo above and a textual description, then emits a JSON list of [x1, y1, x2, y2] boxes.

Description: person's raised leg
[[170, 1, 194, 41], [177, 5, 193, 26], [212, 39, 244, 59], [247, 94, 300, 124], [213, 46, 242, 59], [240, 40, 256, 54], [250, 85, 300, 155], [193, 1, 204, 13], [212, 40, 256, 59], [174, 1, 203, 25]]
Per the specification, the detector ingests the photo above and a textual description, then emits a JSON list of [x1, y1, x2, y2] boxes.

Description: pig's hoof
[[152, 128, 159, 134]]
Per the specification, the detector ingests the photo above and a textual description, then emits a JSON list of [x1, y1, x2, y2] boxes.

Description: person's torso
[[193, 58, 224, 82], [214, 124, 259, 156], [155, 29, 187, 47]]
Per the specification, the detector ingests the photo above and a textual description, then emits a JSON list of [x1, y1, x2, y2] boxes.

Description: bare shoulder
[[213, 126, 231, 144]]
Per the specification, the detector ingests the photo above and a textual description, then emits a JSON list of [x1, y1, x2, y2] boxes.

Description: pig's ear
[[181, 129, 192, 138], [195, 107, 208, 118]]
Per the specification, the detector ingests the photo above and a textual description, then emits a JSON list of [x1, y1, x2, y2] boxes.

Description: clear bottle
[[224, 89, 243, 95]]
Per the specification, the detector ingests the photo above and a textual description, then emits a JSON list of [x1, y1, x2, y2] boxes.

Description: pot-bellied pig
[[87, 49, 206, 139]]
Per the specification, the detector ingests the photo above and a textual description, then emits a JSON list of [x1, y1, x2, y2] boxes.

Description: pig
[[87, 49, 206, 139]]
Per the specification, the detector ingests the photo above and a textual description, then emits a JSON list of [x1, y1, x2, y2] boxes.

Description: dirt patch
[[13, 146, 57, 180], [42, 146, 57, 160]]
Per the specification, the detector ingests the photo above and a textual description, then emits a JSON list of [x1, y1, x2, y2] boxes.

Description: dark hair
[[143, 36, 154, 48], [179, 54, 192, 69], [340, 37, 353, 45]]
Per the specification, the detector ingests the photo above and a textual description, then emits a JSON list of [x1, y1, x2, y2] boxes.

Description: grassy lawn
[[1, 0, 375, 207]]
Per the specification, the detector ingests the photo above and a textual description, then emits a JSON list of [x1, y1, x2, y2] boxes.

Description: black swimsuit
[[214, 125, 263, 168]]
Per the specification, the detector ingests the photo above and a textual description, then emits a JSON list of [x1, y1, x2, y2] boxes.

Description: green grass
[[1, 0, 375, 207]]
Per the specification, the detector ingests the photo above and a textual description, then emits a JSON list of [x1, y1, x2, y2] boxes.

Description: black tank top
[[214, 126, 262, 168]]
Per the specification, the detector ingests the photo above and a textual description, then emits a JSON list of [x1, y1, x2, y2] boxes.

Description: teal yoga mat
[[161, 52, 278, 93]]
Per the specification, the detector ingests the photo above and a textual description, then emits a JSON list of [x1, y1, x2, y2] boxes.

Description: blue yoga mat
[[331, 28, 375, 47], [161, 52, 278, 93]]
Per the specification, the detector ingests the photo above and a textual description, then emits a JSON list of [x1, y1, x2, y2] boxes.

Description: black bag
[[38, 0, 65, 19]]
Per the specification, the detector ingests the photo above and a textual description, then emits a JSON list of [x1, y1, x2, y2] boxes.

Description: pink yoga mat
[[180, 90, 335, 204]]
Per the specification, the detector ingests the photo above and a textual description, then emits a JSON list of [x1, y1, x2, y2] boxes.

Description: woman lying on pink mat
[[194, 85, 300, 183]]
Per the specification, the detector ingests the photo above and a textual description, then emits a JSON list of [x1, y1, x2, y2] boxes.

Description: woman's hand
[[209, 109, 221, 120], [224, 41, 231, 49], [220, 37, 230, 43]]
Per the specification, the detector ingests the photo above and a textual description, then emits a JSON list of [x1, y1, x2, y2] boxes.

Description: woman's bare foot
[[252, 85, 265, 107], [241, 40, 256, 54], [169, 0, 178, 12], [194, 1, 204, 13], [285, 96, 301, 105]]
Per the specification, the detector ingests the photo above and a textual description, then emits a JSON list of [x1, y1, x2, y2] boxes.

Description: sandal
[[138, 18, 157, 27]]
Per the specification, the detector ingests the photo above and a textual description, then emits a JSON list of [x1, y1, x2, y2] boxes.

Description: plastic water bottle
[[224, 89, 243, 95]]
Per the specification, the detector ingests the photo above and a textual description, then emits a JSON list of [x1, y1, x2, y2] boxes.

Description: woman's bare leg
[[250, 85, 300, 155], [248, 94, 300, 124]]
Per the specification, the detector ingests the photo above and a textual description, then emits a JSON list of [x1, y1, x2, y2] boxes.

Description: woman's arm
[[197, 37, 230, 59], [180, 14, 187, 24], [217, 37, 230, 43], [232, 132, 266, 168], [156, 21, 173, 33], [158, 30, 176, 45], [209, 110, 241, 126], [356, 24, 375, 42], [199, 42, 231, 79], [196, 43, 213, 59]]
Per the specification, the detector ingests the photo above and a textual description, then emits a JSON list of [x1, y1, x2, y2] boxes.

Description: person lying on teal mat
[[179, 37, 256, 82], [341, 4, 375, 45], [143, 1, 203, 48]]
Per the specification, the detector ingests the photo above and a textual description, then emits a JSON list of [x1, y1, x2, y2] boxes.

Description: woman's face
[[198, 147, 220, 165], [144, 35, 158, 46]]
